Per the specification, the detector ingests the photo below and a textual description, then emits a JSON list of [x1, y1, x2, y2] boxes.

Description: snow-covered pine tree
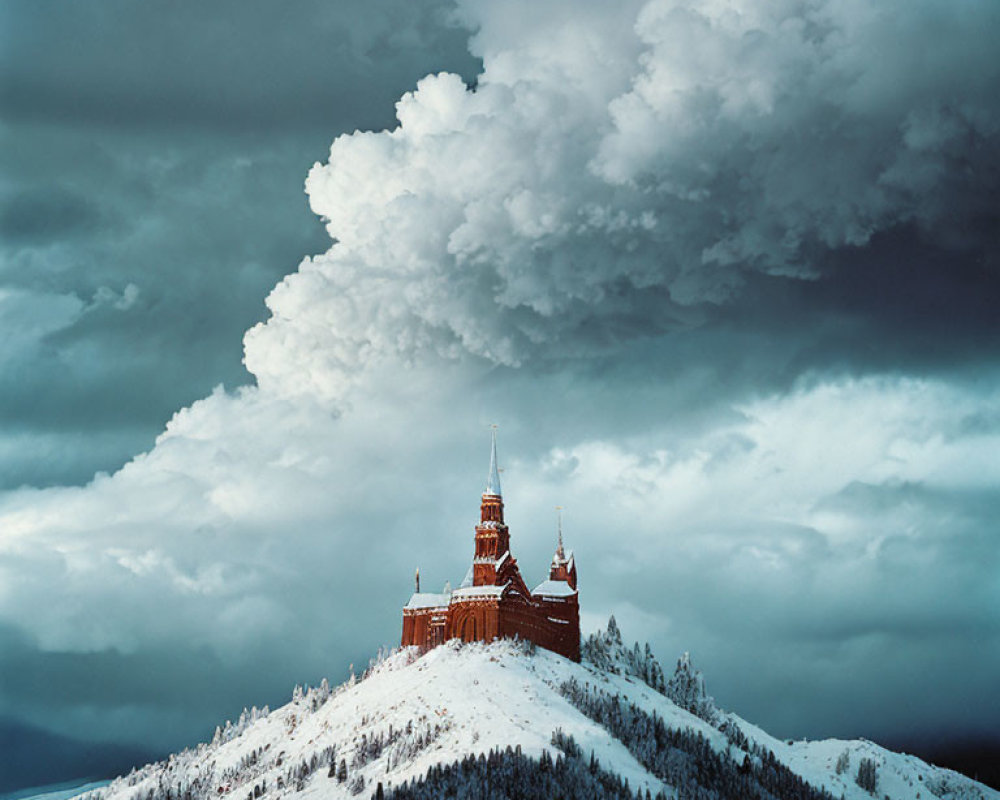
[[665, 652, 719, 724], [607, 614, 622, 645], [855, 757, 878, 794]]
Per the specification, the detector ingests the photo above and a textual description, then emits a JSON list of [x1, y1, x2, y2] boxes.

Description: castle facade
[[401, 431, 580, 661]]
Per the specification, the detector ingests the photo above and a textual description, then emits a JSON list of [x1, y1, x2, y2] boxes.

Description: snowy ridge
[[727, 714, 995, 800], [80, 631, 997, 800]]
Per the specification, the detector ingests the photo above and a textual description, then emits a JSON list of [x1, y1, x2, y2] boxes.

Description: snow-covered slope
[[729, 715, 992, 800], [81, 638, 996, 800]]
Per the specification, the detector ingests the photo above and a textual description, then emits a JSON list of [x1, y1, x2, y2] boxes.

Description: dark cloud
[[0, 189, 103, 245], [0, 716, 156, 794], [0, 0, 478, 133]]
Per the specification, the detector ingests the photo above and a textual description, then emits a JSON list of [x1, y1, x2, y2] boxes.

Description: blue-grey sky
[[1, 0, 999, 792]]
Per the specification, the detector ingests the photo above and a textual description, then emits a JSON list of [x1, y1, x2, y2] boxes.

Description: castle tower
[[473, 427, 510, 584], [548, 507, 577, 589]]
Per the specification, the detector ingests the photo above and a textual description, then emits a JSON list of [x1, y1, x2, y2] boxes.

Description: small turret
[[415, 567, 420, 593], [553, 506, 566, 562], [548, 507, 576, 588]]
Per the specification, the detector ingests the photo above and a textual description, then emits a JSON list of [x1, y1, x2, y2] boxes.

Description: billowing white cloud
[[246, 0, 1000, 405]]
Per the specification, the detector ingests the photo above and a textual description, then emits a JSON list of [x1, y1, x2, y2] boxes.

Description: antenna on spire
[[485, 424, 502, 496], [555, 506, 565, 560]]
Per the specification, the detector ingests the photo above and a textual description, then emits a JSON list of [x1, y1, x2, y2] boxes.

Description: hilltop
[[79, 626, 997, 800]]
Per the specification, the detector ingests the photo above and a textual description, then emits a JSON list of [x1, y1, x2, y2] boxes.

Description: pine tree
[[607, 615, 622, 645], [855, 757, 878, 793], [665, 652, 718, 724]]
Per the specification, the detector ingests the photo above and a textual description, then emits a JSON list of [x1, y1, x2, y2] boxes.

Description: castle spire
[[484, 425, 502, 497], [555, 506, 565, 561], [476, 425, 507, 553]]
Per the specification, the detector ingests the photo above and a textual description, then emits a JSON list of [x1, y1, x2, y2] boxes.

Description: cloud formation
[[247, 0, 1000, 404]]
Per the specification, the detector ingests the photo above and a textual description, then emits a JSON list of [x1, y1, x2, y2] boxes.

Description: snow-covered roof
[[452, 583, 508, 599], [484, 427, 502, 496], [459, 564, 474, 589], [404, 592, 451, 610], [474, 550, 509, 567], [532, 579, 577, 597]]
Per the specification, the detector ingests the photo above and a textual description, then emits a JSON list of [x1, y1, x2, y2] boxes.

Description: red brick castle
[[401, 430, 580, 661]]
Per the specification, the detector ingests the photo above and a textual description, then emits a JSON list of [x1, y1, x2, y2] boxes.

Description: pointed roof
[[555, 507, 565, 561], [484, 426, 502, 496]]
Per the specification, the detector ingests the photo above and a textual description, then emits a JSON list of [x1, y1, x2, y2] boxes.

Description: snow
[[82, 641, 999, 800], [472, 551, 510, 567], [725, 713, 997, 800], [532, 579, 576, 597], [89, 642, 668, 800], [451, 583, 508, 599], [402, 593, 449, 610]]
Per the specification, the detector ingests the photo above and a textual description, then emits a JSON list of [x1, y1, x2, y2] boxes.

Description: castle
[[401, 430, 580, 661]]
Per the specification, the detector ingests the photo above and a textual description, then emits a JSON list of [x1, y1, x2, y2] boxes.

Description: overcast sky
[[1, 0, 999, 791]]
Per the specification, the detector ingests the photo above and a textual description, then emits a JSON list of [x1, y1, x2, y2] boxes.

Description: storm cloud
[[1, 0, 998, 789]]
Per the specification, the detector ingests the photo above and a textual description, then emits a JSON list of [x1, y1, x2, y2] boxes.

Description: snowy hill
[[80, 627, 997, 800]]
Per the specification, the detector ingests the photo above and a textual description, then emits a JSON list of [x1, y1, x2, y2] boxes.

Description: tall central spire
[[485, 425, 502, 496], [476, 425, 508, 575]]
